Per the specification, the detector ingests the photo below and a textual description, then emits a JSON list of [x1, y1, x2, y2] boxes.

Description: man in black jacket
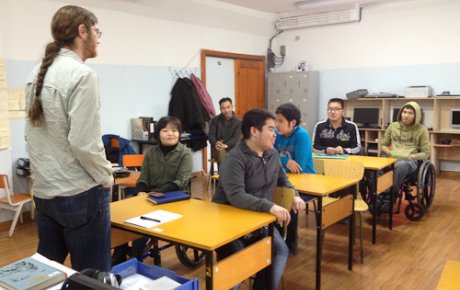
[[208, 98, 241, 164]]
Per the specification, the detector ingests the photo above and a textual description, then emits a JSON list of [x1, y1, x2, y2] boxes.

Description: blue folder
[[313, 153, 349, 160], [147, 191, 191, 205]]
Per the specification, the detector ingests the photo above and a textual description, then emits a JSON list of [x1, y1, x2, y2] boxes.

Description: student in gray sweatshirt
[[213, 109, 305, 290]]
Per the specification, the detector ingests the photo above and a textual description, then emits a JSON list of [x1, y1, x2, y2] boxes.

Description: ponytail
[[27, 41, 61, 127]]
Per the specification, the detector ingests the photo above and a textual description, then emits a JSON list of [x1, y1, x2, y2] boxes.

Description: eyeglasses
[[327, 107, 343, 113], [92, 28, 102, 39]]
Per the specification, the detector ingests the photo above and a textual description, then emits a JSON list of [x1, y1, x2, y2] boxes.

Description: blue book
[[147, 191, 191, 205], [0, 257, 66, 290]]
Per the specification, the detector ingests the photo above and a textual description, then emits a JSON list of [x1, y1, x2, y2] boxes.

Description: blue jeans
[[216, 227, 289, 290], [34, 186, 111, 271]]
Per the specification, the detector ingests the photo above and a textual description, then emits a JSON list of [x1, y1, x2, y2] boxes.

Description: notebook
[[313, 153, 349, 160], [0, 257, 66, 290], [147, 191, 190, 205]]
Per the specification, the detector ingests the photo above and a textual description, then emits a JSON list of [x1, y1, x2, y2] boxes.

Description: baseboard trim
[[0, 211, 34, 232]]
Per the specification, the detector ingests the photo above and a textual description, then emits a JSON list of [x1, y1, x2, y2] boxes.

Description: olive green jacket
[[381, 101, 430, 160], [137, 143, 192, 192]]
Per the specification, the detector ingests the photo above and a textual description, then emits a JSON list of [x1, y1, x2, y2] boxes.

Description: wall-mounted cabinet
[[267, 72, 319, 135], [344, 97, 460, 172]]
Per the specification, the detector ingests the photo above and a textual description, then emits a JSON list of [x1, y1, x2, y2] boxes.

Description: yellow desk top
[[437, 260, 460, 290], [347, 155, 397, 170], [287, 173, 359, 197], [110, 196, 276, 251]]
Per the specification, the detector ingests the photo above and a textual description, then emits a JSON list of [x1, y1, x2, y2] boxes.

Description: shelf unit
[[344, 97, 460, 172]]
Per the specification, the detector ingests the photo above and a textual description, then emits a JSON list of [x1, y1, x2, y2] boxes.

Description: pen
[[140, 216, 161, 222]]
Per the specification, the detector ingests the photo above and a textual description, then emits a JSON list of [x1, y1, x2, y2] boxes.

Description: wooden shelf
[[345, 97, 460, 172]]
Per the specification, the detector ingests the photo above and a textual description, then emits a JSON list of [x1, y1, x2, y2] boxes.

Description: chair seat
[[0, 193, 32, 205], [354, 199, 368, 212]]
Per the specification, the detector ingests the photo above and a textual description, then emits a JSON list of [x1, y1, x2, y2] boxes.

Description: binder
[[147, 191, 190, 205]]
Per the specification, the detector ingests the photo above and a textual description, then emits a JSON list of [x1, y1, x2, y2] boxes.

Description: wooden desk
[[110, 196, 276, 290], [347, 155, 397, 243], [437, 260, 460, 290], [288, 173, 358, 290], [113, 171, 140, 201], [113, 170, 140, 185]]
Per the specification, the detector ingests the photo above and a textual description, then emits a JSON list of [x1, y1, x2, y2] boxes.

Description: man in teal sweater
[[274, 103, 315, 255], [381, 101, 430, 202]]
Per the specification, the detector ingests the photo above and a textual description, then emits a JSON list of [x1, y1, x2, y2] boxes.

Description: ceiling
[[215, 0, 411, 14]]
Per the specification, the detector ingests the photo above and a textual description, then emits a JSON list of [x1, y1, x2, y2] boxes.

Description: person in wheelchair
[[112, 116, 192, 265], [380, 101, 430, 211]]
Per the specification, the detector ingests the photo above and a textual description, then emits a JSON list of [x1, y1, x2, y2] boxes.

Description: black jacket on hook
[[169, 77, 210, 151]]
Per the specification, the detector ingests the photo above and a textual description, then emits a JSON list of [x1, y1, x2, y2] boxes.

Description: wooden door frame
[[200, 49, 265, 86], [200, 49, 265, 173]]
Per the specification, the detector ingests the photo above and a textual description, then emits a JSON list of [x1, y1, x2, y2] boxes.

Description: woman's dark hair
[[241, 109, 275, 140], [275, 103, 301, 126], [153, 116, 182, 142], [28, 5, 98, 127]]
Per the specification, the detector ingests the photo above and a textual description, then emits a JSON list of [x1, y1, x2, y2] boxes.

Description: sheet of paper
[[7, 87, 25, 112], [140, 276, 181, 290], [120, 273, 181, 290], [125, 209, 182, 228], [0, 89, 10, 149]]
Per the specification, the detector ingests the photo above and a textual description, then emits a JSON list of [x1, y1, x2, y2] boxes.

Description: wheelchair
[[376, 160, 436, 221]]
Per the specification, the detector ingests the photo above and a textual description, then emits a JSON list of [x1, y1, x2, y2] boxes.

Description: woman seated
[[112, 116, 193, 265], [136, 116, 193, 195]]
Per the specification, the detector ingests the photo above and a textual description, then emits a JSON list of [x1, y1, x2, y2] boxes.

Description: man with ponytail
[[25, 6, 112, 271]]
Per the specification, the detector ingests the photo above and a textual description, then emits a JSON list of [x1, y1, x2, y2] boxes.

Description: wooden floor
[[1, 172, 459, 290]]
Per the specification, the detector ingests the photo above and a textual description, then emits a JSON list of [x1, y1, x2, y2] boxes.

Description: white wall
[[0, 0, 273, 222], [273, 0, 460, 119]]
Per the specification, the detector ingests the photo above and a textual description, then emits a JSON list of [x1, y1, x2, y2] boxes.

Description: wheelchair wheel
[[404, 203, 424, 221], [416, 160, 436, 210], [175, 245, 206, 268]]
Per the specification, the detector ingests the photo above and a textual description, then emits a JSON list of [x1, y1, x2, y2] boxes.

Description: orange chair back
[[122, 154, 144, 168]]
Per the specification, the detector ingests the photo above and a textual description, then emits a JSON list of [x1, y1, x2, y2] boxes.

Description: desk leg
[[153, 239, 161, 266], [205, 250, 214, 290], [369, 170, 378, 244], [389, 190, 393, 230], [348, 186, 355, 271], [138, 143, 144, 154], [316, 197, 323, 290], [268, 223, 274, 290]]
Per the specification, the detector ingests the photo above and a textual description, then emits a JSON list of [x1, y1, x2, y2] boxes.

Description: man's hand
[[286, 159, 302, 173], [382, 147, 391, 156], [335, 146, 344, 154], [326, 146, 343, 155], [326, 147, 336, 155], [269, 204, 291, 225], [292, 196, 306, 213], [215, 141, 226, 151]]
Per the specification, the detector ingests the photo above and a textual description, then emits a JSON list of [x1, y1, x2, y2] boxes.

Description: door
[[234, 59, 265, 118], [200, 49, 266, 172]]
